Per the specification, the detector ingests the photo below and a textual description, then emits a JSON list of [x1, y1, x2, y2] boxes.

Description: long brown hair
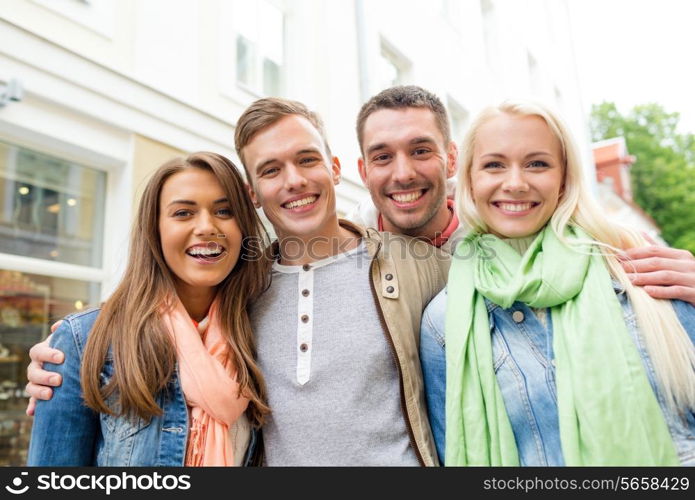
[[81, 152, 271, 427]]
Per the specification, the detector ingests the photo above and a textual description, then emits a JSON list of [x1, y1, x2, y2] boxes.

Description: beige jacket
[[343, 219, 450, 466]]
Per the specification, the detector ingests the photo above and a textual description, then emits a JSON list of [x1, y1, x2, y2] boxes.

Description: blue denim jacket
[[27, 308, 258, 466], [420, 286, 695, 466]]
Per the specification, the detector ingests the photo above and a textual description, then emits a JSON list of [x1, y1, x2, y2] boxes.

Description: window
[[233, 0, 285, 96], [480, 0, 500, 74], [236, 35, 255, 88], [447, 97, 470, 143], [0, 271, 99, 465], [0, 141, 106, 465], [0, 141, 106, 267], [440, 0, 464, 26], [377, 40, 411, 90]]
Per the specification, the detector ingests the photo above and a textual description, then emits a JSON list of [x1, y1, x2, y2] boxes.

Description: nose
[[194, 210, 218, 237], [392, 153, 417, 185], [501, 165, 529, 193], [284, 164, 308, 191]]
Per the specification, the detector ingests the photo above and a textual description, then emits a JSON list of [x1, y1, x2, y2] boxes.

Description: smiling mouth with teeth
[[283, 195, 318, 209], [390, 189, 425, 203], [493, 201, 540, 212], [186, 243, 227, 261]]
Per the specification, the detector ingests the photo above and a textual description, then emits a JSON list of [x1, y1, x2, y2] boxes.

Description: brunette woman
[[28, 152, 270, 466]]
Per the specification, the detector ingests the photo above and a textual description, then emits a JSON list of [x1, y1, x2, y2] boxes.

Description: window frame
[[231, 0, 287, 97], [0, 134, 114, 304]]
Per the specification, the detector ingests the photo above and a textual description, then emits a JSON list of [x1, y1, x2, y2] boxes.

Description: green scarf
[[445, 225, 679, 465]]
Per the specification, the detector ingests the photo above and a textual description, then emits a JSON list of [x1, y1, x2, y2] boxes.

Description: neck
[[175, 283, 215, 322], [501, 234, 539, 255], [383, 202, 453, 241], [277, 219, 360, 266]]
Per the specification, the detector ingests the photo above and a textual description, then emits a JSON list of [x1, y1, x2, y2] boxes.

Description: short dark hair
[[234, 97, 332, 184], [356, 85, 451, 154]]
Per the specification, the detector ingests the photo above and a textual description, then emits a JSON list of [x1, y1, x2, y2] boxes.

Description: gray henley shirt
[[250, 242, 418, 466]]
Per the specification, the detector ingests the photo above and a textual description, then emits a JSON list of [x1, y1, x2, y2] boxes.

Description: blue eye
[[261, 167, 279, 176], [483, 162, 503, 169], [528, 160, 549, 168], [173, 209, 193, 217], [216, 207, 233, 217]]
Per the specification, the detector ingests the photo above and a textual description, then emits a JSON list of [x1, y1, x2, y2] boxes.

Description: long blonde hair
[[81, 152, 271, 427], [457, 100, 695, 412]]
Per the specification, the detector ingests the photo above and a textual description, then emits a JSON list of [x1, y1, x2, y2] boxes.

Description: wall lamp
[[0, 78, 24, 107]]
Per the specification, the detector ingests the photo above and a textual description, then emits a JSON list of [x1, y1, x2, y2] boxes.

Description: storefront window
[[0, 141, 106, 267], [0, 271, 100, 465], [0, 141, 106, 465]]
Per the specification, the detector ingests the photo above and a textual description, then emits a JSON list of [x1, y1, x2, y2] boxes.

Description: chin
[[492, 226, 540, 239], [385, 212, 426, 231], [193, 277, 226, 288], [279, 221, 322, 238]]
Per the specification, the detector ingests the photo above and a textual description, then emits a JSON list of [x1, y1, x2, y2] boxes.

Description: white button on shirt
[[512, 310, 525, 323], [295, 264, 314, 385]]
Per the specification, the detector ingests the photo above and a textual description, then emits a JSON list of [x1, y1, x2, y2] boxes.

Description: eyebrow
[[410, 136, 436, 145], [167, 197, 228, 207], [296, 148, 322, 156], [480, 151, 553, 160], [524, 151, 553, 159], [365, 143, 388, 156], [365, 136, 436, 156]]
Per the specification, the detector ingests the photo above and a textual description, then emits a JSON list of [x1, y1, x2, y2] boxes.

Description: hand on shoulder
[[620, 245, 695, 306]]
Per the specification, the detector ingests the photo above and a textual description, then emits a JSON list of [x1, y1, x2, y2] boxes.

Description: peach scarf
[[161, 296, 249, 466]]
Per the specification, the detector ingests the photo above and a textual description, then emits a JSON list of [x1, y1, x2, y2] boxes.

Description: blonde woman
[[420, 100, 695, 465]]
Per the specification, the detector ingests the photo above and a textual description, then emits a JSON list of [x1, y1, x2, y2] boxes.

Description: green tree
[[590, 102, 695, 253]]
